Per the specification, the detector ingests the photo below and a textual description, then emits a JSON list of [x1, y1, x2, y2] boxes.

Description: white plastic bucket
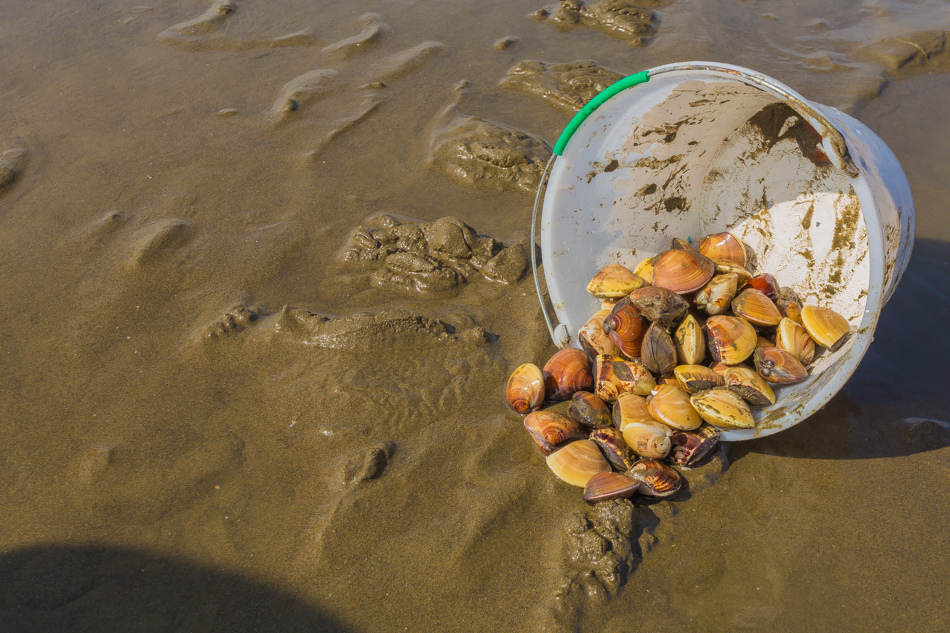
[[532, 62, 915, 441]]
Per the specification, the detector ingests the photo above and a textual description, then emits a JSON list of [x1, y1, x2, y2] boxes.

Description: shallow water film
[[1, 0, 949, 631]]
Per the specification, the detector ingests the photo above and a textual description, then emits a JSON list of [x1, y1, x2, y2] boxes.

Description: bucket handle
[[552, 70, 651, 156], [533, 70, 652, 349]]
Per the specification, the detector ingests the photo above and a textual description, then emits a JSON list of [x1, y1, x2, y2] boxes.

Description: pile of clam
[[506, 232, 852, 503]]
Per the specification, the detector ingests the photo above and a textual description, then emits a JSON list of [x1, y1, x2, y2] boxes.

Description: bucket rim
[[529, 61, 891, 441]]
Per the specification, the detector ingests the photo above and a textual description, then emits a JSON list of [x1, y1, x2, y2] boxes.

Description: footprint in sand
[[156, 0, 320, 51]]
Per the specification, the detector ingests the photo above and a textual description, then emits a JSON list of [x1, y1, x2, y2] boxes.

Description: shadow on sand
[[0, 544, 347, 633], [732, 237, 950, 462]]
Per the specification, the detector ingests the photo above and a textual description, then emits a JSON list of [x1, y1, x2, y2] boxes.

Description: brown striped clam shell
[[697, 232, 747, 268], [505, 363, 545, 414], [651, 249, 716, 294], [524, 410, 586, 455], [583, 471, 641, 503], [604, 297, 646, 358], [669, 425, 721, 467], [590, 427, 637, 471], [753, 346, 808, 384], [626, 458, 682, 498], [542, 348, 593, 401]]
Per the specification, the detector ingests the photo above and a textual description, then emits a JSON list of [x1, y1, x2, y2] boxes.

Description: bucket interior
[[541, 71, 873, 438]]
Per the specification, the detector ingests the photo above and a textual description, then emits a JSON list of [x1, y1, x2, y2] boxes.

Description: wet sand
[[0, 0, 949, 631]]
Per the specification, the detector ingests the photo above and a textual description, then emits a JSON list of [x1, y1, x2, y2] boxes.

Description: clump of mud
[[427, 113, 551, 193], [534, 0, 661, 45], [500, 60, 624, 113], [337, 214, 530, 294]]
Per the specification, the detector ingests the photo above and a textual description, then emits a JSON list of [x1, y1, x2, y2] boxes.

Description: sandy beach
[[1, 0, 949, 630]]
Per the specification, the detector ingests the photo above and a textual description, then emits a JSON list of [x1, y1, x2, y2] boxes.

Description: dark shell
[[590, 427, 637, 471], [582, 471, 640, 503], [669, 426, 721, 467], [626, 458, 682, 498], [542, 348, 593, 401], [524, 411, 586, 455], [604, 298, 646, 358], [569, 391, 613, 429], [743, 273, 780, 300], [753, 346, 808, 384], [641, 322, 677, 377], [628, 286, 690, 325]]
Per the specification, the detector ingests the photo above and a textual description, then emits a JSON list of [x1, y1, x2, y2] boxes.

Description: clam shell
[[628, 286, 689, 325], [753, 346, 808, 384], [695, 272, 738, 316], [709, 361, 729, 376], [776, 298, 803, 324], [647, 384, 702, 431], [611, 392, 653, 430], [775, 317, 816, 365], [505, 363, 545, 414], [670, 237, 697, 252], [756, 335, 774, 348], [590, 427, 637, 470], [578, 310, 621, 360], [546, 439, 611, 488], [601, 297, 621, 311], [669, 425, 721, 467], [743, 273, 780, 300], [634, 256, 656, 284], [705, 315, 757, 365], [543, 348, 593, 401], [604, 298, 646, 358], [594, 355, 656, 402], [723, 365, 776, 406], [651, 249, 716, 294], [674, 314, 706, 365], [778, 286, 802, 304], [641, 322, 677, 377], [586, 264, 647, 299], [569, 391, 613, 429], [690, 388, 755, 429], [673, 364, 725, 394], [731, 289, 782, 327], [801, 305, 851, 351], [698, 232, 747, 267], [658, 375, 687, 391], [626, 458, 682, 498], [524, 410, 587, 455], [583, 471, 641, 503], [621, 419, 672, 459], [711, 259, 753, 284]]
